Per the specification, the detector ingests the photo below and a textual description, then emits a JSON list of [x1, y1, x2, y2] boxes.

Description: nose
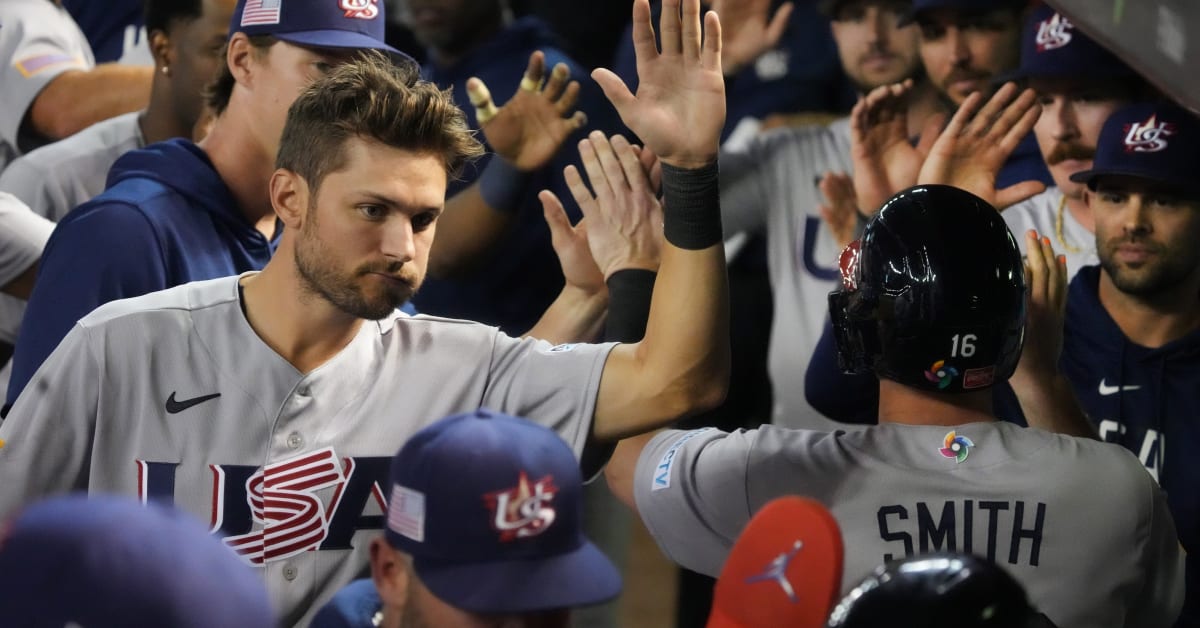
[[1048, 99, 1079, 142], [866, 8, 885, 45], [1123, 195, 1152, 235], [946, 26, 969, 65], [381, 217, 417, 263]]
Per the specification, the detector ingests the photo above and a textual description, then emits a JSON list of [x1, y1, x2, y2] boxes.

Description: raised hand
[[1012, 230, 1067, 384], [850, 80, 942, 215], [916, 82, 1046, 209], [557, 131, 664, 280], [468, 51, 588, 171], [817, 171, 860, 249], [710, 0, 793, 76], [592, 0, 725, 169]]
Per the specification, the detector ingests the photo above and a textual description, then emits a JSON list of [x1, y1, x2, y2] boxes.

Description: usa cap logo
[[339, 0, 379, 19], [1034, 13, 1073, 52], [484, 472, 557, 541], [1123, 115, 1175, 153]]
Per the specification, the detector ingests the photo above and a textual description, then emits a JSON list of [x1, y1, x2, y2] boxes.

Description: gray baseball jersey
[[635, 423, 1184, 628], [0, 110, 143, 222], [1004, 187, 1097, 279], [0, 192, 53, 393], [720, 118, 854, 430], [0, 0, 95, 172], [0, 274, 615, 627]]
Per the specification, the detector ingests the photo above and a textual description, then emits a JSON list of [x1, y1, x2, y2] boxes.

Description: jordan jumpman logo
[[743, 540, 804, 602]]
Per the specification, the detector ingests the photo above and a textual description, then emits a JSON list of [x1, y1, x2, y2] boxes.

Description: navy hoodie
[[7, 139, 276, 405], [411, 17, 623, 335], [1062, 265, 1199, 625]]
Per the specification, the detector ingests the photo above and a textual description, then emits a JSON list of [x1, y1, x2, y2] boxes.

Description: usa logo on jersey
[[1123, 115, 1175, 153], [484, 472, 557, 541], [1034, 13, 1073, 52]]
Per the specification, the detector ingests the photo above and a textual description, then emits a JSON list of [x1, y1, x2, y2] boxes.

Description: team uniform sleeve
[[479, 337, 617, 459], [631, 428, 758, 577], [0, 192, 53, 287], [0, 154, 63, 222], [0, 323, 100, 518], [0, 4, 92, 156], [1127, 474, 1186, 627], [6, 202, 168, 405]]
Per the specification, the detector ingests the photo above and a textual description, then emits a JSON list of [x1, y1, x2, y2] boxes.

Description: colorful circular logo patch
[[923, 360, 959, 389], [939, 431, 974, 463]]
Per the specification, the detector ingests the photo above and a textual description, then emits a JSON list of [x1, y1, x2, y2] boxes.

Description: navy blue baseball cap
[[1070, 102, 1200, 197], [385, 409, 621, 614], [999, 3, 1136, 83], [230, 0, 401, 53], [900, 0, 1025, 25], [0, 495, 275, 628]]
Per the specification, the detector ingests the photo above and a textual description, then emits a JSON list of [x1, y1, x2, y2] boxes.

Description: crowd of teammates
[[0, 0, 1196, 627]]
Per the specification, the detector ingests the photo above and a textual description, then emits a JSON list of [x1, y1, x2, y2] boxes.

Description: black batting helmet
[[828, 185, 1026, 393], [826, 553, 1058, 628]]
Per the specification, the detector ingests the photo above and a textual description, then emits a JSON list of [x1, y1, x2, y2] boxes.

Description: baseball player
[[827, 553, 1057, 627], [709, 0, 939, 430], [312, 409, 622, 628], [1058, 101, 1200, 624], [0, 193, 52, 394], [0, 0, 730, 624], [0, 0, 236, 223], [999, 3, 1147, 279], [608, 185, 1184, 627], [0, 0, 151, 172]]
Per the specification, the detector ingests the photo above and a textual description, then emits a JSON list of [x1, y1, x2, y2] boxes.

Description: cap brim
[[1070, 167, 1200, 196], [414, 541, 621, 614], [274, 29, 402, 55]]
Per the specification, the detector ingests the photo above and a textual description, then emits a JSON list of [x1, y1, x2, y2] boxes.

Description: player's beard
[[1098, 233, 1196, 297], [294, 219, 418, 320]]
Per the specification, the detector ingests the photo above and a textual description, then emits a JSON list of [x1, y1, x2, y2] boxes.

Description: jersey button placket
[[286, 432, 304, 450], [283, 565, 298, 581]]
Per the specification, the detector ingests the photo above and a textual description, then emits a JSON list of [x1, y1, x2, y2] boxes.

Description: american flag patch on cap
[[241, 0, 282, 26], [388, 484, 426, 542]]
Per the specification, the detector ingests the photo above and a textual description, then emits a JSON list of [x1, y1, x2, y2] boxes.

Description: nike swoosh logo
[[165, 391, 221, 414], [1098, 379, 1142, 396]]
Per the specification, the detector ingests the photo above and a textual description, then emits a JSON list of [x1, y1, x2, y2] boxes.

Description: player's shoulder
[[997, 422, 1154, 488], [78, 275, 240, 329], [7, 112, 140, 172], [755, 116, 849, 153]]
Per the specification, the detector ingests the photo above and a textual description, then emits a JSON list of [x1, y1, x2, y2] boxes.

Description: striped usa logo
[[241, 0, 282, 26]]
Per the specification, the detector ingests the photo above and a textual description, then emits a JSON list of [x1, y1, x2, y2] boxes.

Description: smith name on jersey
[[633, 422, 1183, 628], [0, 274, 615, 627]]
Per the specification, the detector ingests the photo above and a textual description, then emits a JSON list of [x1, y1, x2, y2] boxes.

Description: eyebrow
[[355, 191, 442, 215]]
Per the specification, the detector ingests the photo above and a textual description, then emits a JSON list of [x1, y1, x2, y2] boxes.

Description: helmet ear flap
[[829, 289, 877, 375]]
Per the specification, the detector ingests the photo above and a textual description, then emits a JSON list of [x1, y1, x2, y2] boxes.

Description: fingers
[[630, 0, 660, 65], [543, 62, 570, 101], [1037, 234, 1066, 314], [466, 77, 499, 124], [940, 90, 984, 140], [591, 132, 632, 207], [564, 164, 599, 220], [681, 0, 703, 60], [995, 180, 1047, 211], [555, 81, 582, 116], [765, 2, 794, 48], [915, 112, 947, 159], [660, 0, 683, 56], [1025, 230, 1049, 306], [519, 51, 547, 94], [540, 189, 573, 243], [702, 10, 722, 72], [577, 137, 614, 212], [612, 134, 651, 196], [997, 90, 1041, 152]]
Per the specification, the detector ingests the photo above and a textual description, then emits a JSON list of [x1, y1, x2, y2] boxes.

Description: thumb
[[540, 190, 573, 245], [765, 2, 794, 48], [591, 68, 637, 125]]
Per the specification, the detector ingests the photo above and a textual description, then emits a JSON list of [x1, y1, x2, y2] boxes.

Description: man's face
[[917, 8, 1021, 105], [829, 1, 922, 91], [400, 567, 571, 628], [1030, 78, 1128, 201], [168, 0, 238, 131], [247, 40, 358, 155], [293, 139, 446, 319], [1090, 176, 1200, 297], [401, 0, 502, 55]]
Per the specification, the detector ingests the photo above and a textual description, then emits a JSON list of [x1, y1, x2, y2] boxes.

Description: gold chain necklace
[[1054, 193, 1083, 254]]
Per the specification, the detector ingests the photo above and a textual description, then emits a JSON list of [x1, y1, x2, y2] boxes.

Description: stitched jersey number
[[951, 334, 976, 357]]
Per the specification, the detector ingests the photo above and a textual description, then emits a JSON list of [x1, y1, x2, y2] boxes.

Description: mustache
[[944, 68, 991, 84], [1046, 143, 1095, 166]]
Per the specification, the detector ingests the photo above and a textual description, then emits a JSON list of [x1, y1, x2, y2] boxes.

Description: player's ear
[[369, 537, 410, 609], [270, 169, 308, 227], [148, 28, 173, 75], [227, 32, 258, 90]]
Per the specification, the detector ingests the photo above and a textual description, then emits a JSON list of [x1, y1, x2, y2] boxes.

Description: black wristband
[[604, 269, 657, 342], [661, 161, 722, 250]]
